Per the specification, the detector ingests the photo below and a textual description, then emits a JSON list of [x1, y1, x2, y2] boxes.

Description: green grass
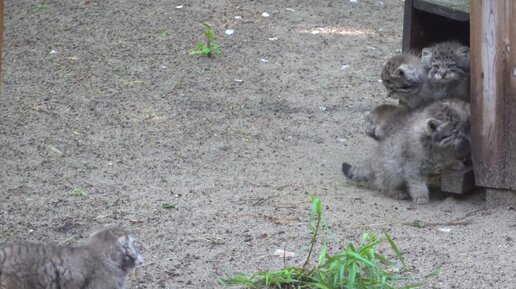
[[162, 203, 178, 209], [190, 22, 221, 58], [69, 187, 89, 197], [220, 195, 437, 289]]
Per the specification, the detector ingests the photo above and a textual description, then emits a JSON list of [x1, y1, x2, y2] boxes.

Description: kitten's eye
[[432, 64, 439, 70]]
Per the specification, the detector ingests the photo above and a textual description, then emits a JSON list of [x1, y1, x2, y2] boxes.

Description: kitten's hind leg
[[405, 177, 430, 204]]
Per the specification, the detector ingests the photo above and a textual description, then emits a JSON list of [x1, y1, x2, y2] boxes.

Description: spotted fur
[[380, 53, 424, 107], [421, 41, 470, 102], [344, 99, 471, 204]]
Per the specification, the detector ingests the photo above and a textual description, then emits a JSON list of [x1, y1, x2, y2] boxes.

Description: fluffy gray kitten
[[380, 53, 426, 108], [370, 43, 470, 141], [343, 99, 471, 204], [420, 41, 470, 102], [0, 227, 143, 289]]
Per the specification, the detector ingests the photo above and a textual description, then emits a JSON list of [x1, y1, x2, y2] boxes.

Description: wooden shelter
[[403, 0, 516, 205], [0, 0, 3, 77]]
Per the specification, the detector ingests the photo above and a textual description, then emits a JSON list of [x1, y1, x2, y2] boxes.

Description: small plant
[[159, 30, 170, 37], [220, 194, 437, 289], [36, 3, 50, 10], [190, 22, 221, 58], [162, 203, 178, 209], [69, 187, 89, 198]]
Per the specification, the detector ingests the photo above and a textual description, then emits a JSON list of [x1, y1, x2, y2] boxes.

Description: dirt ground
[[1, 0, 515, 288]]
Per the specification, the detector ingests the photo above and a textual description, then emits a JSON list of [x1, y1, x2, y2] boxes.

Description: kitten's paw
[[412, 195, 430, 205]]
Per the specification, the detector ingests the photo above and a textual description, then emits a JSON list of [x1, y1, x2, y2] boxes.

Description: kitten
[[420, 41, 470, 102], [343, 99, 471, 204], [380, 53, 427, 108], [0, 227, 143, 289]]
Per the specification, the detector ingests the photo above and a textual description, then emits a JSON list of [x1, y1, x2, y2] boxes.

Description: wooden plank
[[414, 0, 469, 21], [470, 0, 516, 190], [509, 0, 516, 190], [402, 0, 469, 53], [441, 167, 475, 194], [0, 0, 3, 79], [402, 0, 414, 53]]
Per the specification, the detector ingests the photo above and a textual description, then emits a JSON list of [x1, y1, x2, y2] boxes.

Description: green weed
[[220, 194, 437, 289], [69, 187, 89, 198], [162, 203, 178, 209], [36, 3, 50, 10], [190, 22, 221, 58], [159, 30, 170, 37]]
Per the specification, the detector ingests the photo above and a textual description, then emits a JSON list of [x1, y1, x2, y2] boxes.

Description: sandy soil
[[1, 0, 515, 288]]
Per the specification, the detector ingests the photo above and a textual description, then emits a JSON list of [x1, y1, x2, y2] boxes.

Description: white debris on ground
[[273, 249, 296, 258]]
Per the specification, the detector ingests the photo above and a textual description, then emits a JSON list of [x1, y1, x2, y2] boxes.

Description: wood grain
[[471, 0, 516, 190], [0, 0, 3, 79]]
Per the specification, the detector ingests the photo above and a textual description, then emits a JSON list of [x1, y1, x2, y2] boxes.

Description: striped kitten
[[0, 227, 143, 289], [344, 99, 471, 204], [421, 41, 470, 102], [380, 53, 426, 108]]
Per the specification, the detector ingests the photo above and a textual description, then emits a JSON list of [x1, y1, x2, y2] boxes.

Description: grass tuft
[[220, 194, 437, 289]]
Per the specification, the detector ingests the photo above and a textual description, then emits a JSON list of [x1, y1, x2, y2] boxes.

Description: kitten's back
[[0, 227, 142, 289]]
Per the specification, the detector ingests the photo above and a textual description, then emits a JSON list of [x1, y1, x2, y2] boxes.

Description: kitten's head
[[424, 99, 471, 159], [86, 227, 144, 272], [421, 42, 470, 83], [381, 54, 423, 104]]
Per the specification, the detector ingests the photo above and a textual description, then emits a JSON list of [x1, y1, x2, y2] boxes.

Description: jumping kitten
[[343, 99, 471, 204], [420, 41, 470, 102], [0, 227, 143, 289]]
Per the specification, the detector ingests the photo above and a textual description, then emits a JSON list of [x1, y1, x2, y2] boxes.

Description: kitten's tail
[[342, 162, 374, 184]]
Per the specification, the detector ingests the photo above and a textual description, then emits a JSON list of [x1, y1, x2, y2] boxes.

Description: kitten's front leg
[[405, 176, 430, 204]]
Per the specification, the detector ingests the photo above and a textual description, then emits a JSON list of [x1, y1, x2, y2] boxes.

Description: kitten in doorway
[[420, 41, 470, 102]]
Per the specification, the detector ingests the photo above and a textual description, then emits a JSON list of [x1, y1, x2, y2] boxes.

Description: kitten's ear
[[456, 45, 470, 57], [117, 235, 130, 246], [426, 118, 441, 133], [421, 48, 432, 62]]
